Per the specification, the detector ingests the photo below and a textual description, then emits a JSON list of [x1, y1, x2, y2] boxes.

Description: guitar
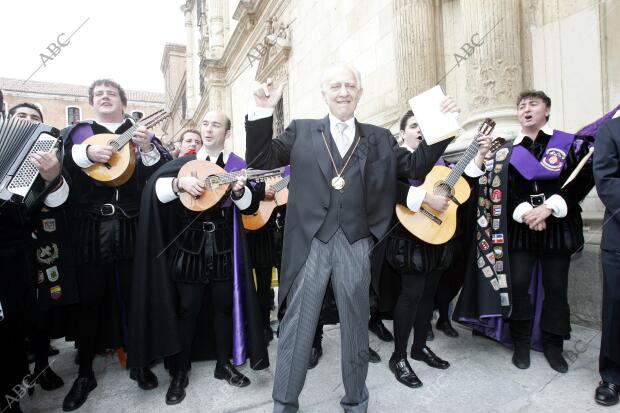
[[177, 160, 285, 211], [395, 119, 503, 245], [81, 109, 169, 187], [242, 175, 290, 230]]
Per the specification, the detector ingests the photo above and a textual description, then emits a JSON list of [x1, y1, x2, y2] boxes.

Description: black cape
[[128, 155, 269, 370]]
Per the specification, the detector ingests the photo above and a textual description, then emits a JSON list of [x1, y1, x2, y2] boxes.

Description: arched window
[[66, 106, 81, 126]]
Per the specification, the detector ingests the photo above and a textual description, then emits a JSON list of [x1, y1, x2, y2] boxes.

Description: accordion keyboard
[[7, 133, 58, 197]]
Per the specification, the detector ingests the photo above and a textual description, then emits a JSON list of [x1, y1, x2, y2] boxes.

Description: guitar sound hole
[[434, 181, 453, 198]]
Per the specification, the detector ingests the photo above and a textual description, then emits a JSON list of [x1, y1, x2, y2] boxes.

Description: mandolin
[[396, 119, 503, 245], [81, 109, 169, 187], [242, 175, 290, 230], [177, 160, 285, 211]]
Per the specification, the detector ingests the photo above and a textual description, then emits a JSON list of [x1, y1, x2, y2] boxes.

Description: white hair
[[320, 62, 362, 91]]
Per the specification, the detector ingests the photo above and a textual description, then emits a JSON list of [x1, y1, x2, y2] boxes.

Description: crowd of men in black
[[0, 70, 619, 413]]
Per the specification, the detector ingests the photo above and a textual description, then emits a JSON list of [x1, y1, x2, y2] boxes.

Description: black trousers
[[600, 249, 620, 385], [167, 280, 233, 372], [76, 260, 132, 377], [255, 266, 276, 331], [392, 269, 443, 358], [508, 251, 571, 345]]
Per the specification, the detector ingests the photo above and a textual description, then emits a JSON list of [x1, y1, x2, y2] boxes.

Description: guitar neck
[[271, 176, 290, 192], [206, 169, 284, 185], [110, 109, 169, 149], [444, 132, 482, 188]]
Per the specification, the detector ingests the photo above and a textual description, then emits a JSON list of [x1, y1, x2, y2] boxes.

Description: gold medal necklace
[[320, 130, 361, 190]]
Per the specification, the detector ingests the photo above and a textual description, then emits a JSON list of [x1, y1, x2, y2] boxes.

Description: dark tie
[[207, 153, 225, 168]]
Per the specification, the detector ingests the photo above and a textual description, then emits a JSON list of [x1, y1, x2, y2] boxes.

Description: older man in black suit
[[245, 63, 458, 412], [594, 112, 620, 406]]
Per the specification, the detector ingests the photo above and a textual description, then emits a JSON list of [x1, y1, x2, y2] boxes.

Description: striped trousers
[[273, 229, 373, 413]]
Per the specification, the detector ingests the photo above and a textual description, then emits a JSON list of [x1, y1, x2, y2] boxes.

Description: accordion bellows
[[0, 116, 60, 209]]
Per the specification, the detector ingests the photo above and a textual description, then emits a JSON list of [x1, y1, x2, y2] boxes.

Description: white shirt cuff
[[156, 177, 178, 203], [512, 202, 534, 223], [247, 106, 274, 121], [406, 186, 427, 212], [232, 185, 252, 210], [464, 159, 485, 178], [44, 177, 69, 207], [544, 194, 568, 218], [71, 144, 95, 168], [140, 144, 161, 166]]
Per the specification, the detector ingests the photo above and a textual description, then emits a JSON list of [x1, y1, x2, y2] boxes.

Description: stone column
[[393, 0, 438, 113], [208, 0, 225, 59], [460, 0, 523, 132], [181, 1, 198, 117]]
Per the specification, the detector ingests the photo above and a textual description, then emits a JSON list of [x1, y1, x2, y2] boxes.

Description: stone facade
[[164, 0, 619, 327], [0, 77, 165, 136]]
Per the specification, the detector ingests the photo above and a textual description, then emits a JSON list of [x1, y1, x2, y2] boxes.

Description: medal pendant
[[331, 176, 346, 190]]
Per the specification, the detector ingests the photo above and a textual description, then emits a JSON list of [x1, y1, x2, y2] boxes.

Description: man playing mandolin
[[61, 79, 169, 412], [129, 110, 269, 406]]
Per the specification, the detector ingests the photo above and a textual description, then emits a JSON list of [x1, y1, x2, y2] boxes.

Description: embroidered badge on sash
[[492, 205, 502, 216], [36, 243, 59, 265], [478, 196, 485, 207], [500, 292, 510, 306], [485, 252, 496, 264], [496, 148, 509, 162], [479, 176, 488, 185], [491, 189, 502, 203], [497, 273, 508, 288], [491, 176, 501, 187], [492, 218, 500, 230], [495, 260, 504, 272], [46, 266, 59, 282], [541, 148, 566, 172], [477, 216, 488, 228], [42, 218, 56, 232], [494, 164, 503, 174], [494, 246, 503, 258], [482, 266, 494, 278], [492, 233, 504, 244], [479, 240, 490, 251], [490, 278, 500, 290], [50, 285, 62, 300], [478, 257, 485, 268]]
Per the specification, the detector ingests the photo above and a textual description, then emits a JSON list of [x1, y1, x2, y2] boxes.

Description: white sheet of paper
[[408, 85, 462, 145]]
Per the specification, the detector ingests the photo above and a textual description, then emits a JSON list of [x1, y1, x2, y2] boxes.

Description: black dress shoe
[[411, 346, 450, 369], [369, 320, 394, 342], [595, 381, 619, 406], [368, 347, 381, 363], [308, 346, 323, 369], [130, 367, 158, 390], [436, 320, 459, 338], [543, 346, 568, 373], [427, 325, 435, 341], [166, 370, 189, 405], [214, 362, 250, 387], [389, 355, 422, 388], [512, 344, 530, 369], [62, 375, 97, 412], [36, 366, 64, 391]]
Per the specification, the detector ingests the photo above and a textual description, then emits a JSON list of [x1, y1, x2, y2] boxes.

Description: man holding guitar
[[129, 110, 269, 406], [61, 79, 169, 411], [383, 111, 490, 388]]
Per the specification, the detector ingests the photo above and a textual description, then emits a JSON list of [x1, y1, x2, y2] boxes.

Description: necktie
[[336, 122, 351, 157]]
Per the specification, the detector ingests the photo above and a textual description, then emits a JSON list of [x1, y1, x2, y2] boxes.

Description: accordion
[[0, 116, 61, 209]]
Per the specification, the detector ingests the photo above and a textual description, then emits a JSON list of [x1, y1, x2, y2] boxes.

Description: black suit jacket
[[245, 114, 450, 304], [594, 117, 620, 250]]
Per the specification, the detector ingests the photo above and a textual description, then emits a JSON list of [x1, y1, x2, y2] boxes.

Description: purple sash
[[69, 123, 95, 144], [223, 152, 250, 366], [510, 130, 575, 180]]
